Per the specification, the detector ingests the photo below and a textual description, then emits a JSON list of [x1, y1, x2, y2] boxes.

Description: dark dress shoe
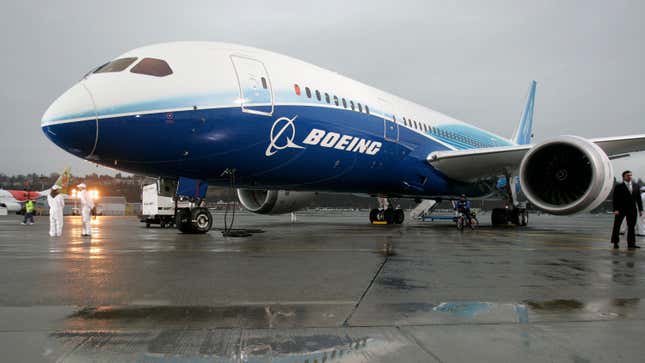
[[627, 245, 641, 249]]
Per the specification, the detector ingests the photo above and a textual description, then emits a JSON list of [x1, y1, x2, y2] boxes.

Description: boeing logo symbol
[[265, 116, 305, 157]]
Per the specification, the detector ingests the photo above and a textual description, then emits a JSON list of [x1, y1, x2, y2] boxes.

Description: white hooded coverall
[[47, 193, 65, 237], [78, 189, 94, 236]]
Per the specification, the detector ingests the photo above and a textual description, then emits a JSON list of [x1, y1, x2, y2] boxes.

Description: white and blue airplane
[[42, 42, 645, 232]]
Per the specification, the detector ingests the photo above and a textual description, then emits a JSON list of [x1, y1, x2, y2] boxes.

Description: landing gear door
[[379, 98, 399, 142], [230, 55, 274, 116]]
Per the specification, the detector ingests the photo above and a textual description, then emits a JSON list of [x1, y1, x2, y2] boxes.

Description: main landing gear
[[369, 197, 404, 225], [491, 206, 528, 226]]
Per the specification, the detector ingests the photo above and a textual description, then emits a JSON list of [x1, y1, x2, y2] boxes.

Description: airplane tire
[[176, 208, 193, 233], [394, 209, 404, 224], [190, 207, 213, 234], [383, 208, 395, 224], [491, 208, 508, 226], [519, 210, 529, 226], [369, 208, 379, 223]]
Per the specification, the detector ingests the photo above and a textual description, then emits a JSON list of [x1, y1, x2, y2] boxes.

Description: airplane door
[[230, 55, 274, 116], [379, 98, 399, 142]]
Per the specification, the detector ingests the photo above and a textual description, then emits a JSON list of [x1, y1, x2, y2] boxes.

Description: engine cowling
[[519, 136, 614, 215], [236, 189, 315, 215]]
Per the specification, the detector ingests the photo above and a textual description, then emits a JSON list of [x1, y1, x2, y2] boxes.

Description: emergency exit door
[[230, 55, 274, 116]]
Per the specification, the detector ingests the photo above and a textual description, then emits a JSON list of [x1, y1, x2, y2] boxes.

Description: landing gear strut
[[369, 197, 404, 225], [491, 172, 529, 227]]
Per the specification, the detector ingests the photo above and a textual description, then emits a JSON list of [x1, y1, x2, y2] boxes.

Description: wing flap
[[428, 145, 530, 182]]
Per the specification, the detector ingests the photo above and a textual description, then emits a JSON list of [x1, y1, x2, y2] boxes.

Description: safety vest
[[25, 200, 35, 213]]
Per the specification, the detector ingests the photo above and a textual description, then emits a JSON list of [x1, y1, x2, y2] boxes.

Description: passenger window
[[350, 101, 355, 111], [261, 77, 268, 89], [94, 57, 138, 73], [342, 98, 347, 108], [315, 90, 321, 101], [414, 120, 418, 129], [366, 106, 370, 114], [333, 95, 339, 106], [358, 103, 362, 113], [325, 93, 330, 104], [130, 58, 173, 77], [294, 84, 301, 96], [305, 87, 312, 98]]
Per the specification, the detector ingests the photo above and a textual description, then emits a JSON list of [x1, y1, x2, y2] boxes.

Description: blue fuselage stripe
[[42, 104, 498, 198]]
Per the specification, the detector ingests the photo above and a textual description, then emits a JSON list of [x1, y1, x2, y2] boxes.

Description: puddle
[[49, 329, 405, 362], [377, 276, 427, 290], [525, 299, 584, 311]]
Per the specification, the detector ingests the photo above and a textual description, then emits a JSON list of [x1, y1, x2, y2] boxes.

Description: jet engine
[[236, 189, 315, 215], [519, 136, 614, 215]]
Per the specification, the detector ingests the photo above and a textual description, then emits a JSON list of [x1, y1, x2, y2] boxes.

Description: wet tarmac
[[1, 211, 644, 362]]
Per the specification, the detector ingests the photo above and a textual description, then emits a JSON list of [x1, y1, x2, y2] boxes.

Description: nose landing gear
[[172, 176, 214, 234], [176, 206, 213, 234]]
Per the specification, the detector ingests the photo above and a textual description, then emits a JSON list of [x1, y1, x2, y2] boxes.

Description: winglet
[[512, 81, 537, 145]]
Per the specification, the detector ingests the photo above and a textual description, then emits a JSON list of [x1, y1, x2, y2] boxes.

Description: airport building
[[97, 196, 127, 216]]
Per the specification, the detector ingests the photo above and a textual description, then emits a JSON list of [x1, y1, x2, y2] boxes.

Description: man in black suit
[[611, 170, 644, 249]]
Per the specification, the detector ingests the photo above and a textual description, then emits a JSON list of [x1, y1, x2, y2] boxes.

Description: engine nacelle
[[519, 136, 614, 215], [236, 189, 315, 215]]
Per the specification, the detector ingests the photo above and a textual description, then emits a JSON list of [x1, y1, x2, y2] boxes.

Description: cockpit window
[[130, 58, 173, 77], [93, 57, 138, 73]]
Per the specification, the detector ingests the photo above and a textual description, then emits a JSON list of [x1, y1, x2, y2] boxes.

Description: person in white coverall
[[47, 185, 65, 237], [77, 183, 94, 237]]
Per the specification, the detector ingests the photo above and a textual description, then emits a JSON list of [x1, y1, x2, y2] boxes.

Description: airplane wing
[[428, 134, 645, 182]]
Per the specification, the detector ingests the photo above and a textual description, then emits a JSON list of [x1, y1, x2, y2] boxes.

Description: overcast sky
[[1, 0, 643, 178]]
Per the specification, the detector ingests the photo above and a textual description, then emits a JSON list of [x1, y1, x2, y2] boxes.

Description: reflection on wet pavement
[[1, 213, 645, 361]]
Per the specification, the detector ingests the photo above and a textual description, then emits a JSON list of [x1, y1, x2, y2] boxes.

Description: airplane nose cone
[[41, 82, 98, 158]]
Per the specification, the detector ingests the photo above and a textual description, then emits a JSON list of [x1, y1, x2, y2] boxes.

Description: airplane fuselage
[[42, 42, 514, 198]]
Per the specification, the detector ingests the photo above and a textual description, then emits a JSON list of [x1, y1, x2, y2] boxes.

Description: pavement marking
[[343, 253, 391, 327]]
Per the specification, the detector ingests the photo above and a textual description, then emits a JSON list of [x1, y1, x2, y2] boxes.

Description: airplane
[[40, 42, 645, 233], [0, 168, 71, 213]]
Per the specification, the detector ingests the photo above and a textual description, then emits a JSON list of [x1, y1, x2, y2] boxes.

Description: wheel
[[190, 207, 213, 233], [369, 208, 379, 223], [470, 216, 479, 230], [145, 222, 151, 228], [491, 208, 508, 226], [160, 222, 165, 228], [457, 216, 464, 230], [394, 209, 405, 224], [175, 208, 193, 233], [510, 208, 521, 225], [383, 208, 394, 224], [520, 210, 528, 226]]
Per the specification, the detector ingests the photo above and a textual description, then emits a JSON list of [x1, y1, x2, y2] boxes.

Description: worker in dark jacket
[[611, 170, 643, 249]]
